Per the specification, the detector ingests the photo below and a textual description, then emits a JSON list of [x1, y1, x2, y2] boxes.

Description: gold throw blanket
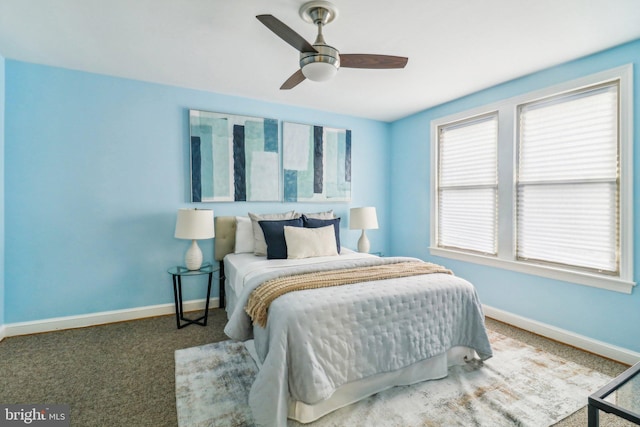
[[245, 261, 452, 327]]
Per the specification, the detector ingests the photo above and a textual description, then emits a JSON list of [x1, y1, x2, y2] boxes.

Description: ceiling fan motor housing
[[300, 44, 340, 76]]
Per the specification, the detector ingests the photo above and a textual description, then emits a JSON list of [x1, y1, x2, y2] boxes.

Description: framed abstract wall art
[[283, 122, 351, 202], [189, 110, 280, 202]]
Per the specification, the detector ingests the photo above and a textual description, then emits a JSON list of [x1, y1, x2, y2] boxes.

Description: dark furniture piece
[[588, 361, 640, 427], [168, 263, 218, 329]]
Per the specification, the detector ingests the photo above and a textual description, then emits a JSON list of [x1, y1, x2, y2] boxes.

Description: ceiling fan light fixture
[[301, 61, 338, 82], [299, 43, 340, 82]]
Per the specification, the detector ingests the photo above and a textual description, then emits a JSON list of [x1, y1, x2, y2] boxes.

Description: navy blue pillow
[[259, 218, 304, 259], [302, 215, 341, 254]]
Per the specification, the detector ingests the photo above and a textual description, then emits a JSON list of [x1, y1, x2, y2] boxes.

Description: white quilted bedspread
[[224, 256, 493, 427]]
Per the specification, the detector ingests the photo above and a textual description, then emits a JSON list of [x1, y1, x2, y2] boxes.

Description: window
[[430, 65, 634, 293], [437, 114, 498, 255], [516, 83, 619, 274]]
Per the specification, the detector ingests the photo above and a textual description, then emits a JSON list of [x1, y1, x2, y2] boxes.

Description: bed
[[215, 214, 493, 427]]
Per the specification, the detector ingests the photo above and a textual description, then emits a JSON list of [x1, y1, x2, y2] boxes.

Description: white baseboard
[[483, 305, 640, 366], [3, 298, 220, 338]]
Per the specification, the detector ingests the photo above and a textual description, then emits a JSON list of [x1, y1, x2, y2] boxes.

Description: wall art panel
[[283, 122, 351, 202], [189, 110, 280, 202]]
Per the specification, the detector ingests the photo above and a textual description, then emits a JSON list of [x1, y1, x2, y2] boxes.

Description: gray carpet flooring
[[0, 309, 634, 426]]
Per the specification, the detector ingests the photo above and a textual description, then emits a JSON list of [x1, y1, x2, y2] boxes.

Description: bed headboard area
[[214, 216, 237, 261]]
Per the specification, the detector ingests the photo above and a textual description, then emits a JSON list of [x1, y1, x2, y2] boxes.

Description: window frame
[[430, 65, 634, 294]]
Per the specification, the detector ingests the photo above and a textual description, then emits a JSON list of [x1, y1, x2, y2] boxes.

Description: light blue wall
[[4, 61, 390, 323], [0, 53, 5, 328], [389, 39, 640, 353]]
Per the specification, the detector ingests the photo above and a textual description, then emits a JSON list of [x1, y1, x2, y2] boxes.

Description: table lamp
[[349, 207, 378, 253], [174, 208, 215, 270]]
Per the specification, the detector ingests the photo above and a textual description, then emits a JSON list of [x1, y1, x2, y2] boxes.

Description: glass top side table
[[167, 263, 219, 329], [588, 361, 640, 427]]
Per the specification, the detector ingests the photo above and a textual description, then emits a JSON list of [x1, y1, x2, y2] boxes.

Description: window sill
[[429, 247, 635, 294]]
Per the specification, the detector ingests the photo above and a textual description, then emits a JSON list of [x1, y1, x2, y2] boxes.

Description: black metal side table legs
[[168, 264, 217, 329]]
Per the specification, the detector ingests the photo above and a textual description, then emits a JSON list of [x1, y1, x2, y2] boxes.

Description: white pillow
[[297, 210, 334, 219], [248, 211, 296, 256], [234, 216, 254, 253], [285, 225, 338, 259]]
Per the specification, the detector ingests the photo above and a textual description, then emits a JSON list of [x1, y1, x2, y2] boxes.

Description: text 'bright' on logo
[[0, 405, 69, 426]]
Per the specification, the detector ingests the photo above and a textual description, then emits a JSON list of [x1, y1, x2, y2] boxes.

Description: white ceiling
[[1, 0, 640, 122]]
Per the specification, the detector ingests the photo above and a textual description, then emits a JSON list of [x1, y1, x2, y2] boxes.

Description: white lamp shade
[[174, 209, 215, 240], [302, 62, 338, 82], [349, 207, 379, 230]]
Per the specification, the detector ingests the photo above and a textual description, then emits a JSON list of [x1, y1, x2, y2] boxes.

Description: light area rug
[[175, 330, 612, 427]]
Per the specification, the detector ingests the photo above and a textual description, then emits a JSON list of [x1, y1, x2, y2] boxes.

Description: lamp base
[[357, 230, 370, 253], [185, 240, 203, 270]]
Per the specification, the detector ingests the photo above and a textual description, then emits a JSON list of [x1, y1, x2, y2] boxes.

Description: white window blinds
[[437, 114, 498, 254], [516, 83, 619, 273]]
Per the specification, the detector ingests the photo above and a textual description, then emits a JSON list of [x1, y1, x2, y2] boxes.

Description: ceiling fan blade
[[256, 15, 318, 53], [280, 69, 306, 90], [340, 54, 408, 69]]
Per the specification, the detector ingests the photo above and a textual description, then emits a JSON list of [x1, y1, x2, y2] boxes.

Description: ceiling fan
[[257, 1, 409, 90]]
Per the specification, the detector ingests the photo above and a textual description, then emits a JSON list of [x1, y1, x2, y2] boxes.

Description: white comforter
[[224, 255, 493, 427]]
